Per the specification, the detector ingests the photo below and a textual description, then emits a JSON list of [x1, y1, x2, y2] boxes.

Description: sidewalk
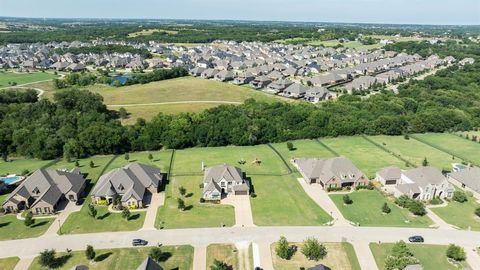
[[425, 208, 455, 230], [193, 245, 207, 270], [14, 257, 35, 270]]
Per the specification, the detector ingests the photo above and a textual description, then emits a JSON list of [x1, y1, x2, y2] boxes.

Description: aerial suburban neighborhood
[[0, 1, 480, 270]]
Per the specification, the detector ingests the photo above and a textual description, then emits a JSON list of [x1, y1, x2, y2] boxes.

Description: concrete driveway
[[43, 200, 82, 236], [141, 192, 165, 230], [222, 195, 255, 227]]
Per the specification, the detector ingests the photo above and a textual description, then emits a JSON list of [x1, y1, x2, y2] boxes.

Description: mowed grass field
[[412, 133, 480, 165], [250, 175, 332, 225], [103, 150, 173, 173], [206, 244, 239, 269], [0, 71, 57, 87], [330, 190, 433, 227], [0, 158, 56, 175], [28, 246, 193, 270], [0, 257, 19, 270], [271, 242, 361, 270], [368, 135, 455, 170], [369, 243, 470, 270], [155, 176, 235, 229], [320, 136, 407, 178], [431, 199, 480, 231]]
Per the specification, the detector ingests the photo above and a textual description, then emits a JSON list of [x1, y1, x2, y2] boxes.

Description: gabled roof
[[377, 166, 402, 180], [203, 164, 243, 184], [449, 166, 480, 193], [296, 156, 366, 184], [136, 257, 163, 270], [402, 166, 446, 188]]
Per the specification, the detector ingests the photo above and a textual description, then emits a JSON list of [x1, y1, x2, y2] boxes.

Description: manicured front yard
[[431, 199, 480, 230], [330, 190, 433, 227], [369, 135, 455, 170], [250, 175, 332, 226], [270, 139, 337, 170], [155, 176, 234, 229], [206, 244, 239, 269], [28, 245, 193, 270], [0, 257, 20, 270], [370, 243, 470, 270], [320, 136, 407, 178], [0, 214, 54, 240], [172, 145, 289, 175], [271, 242, 361, 270]]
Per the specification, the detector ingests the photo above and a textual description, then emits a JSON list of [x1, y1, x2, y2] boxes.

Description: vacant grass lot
[[431, 199, 480, 231], [271, 242, 360, 270], [271, 139, 337, 170], [206, 244, 239, 269], [0, 214, 54, 240], [369, 135, 454, 170], [0, 257, 19, 270], [155, 176, 234, 229], [330, 190, 433, 227], [28, 245, 193, 270], [320, 136, 407, 178], [250, 175, 331, 226], [0, 158, 56, 175], [370, 243, 470, 270], [0, 71, 57, 87], [172, 145, 289, 175], [413, 133, 480, 165]]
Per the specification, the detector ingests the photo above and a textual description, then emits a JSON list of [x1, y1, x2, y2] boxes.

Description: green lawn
[[28, 245, 193, 270], [0, 158, 56, 176], [0, 71, 57, 87], [412, 133, 480, 165], [172, 145, 289, 175], [104, 150, 173, 173], [271, 242, 360, 270], [270, 139, 337, 170], [60, 205, 145, 234], [0, 257, 19, 270], [330, 190, 433, 227], [431, 199, 480, 230], [206, 244, 239, 270], [155, 176, 234, 229], [250, 175, 331, 226], [370, 243, 470, 270], [369, 135, 455, 170], [0, 214, 54, 240], [320, 136, 407, 178]]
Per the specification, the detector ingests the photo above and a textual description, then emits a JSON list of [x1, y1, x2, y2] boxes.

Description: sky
[[0, 0, 479, 25]]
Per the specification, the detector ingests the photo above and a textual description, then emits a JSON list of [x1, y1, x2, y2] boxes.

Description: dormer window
[[32, 187, 40, 195], [118, 184, 125, 191]]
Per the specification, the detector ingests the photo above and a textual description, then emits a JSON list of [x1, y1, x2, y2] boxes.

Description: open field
[[412, 133, 480, 165], [206, 244, 239, 269], [431, 199, 480, 231], [369, 34, 442, 42], [0, 257, 19, 270], [368, 135, 455, 170], [369, 243, 470, 270], [0, 71, 57, 88], [0, 158, 56, 175], [250, 175, 332, 226], [310, 39, 383, 50], [320, 136, 407, 178], [172, 145, 289, 175], [270, 139, 337, 170], [271, 242, 361, 270], [155, 176, 234, 229], [0, 214, 54, 240], [28, 245, 193, 270], [330, 190, 433, 227], [128, 28, 179, 37]]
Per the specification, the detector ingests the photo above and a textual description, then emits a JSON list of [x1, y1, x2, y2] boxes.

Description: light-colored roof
[[203, 164, 243, 184], [449, 166, 480, 193], [296, 156, 366, 184], [377, 166, 402, 180], [402, 166, 446, 188]]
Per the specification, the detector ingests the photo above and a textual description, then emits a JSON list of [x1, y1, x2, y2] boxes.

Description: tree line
[[53, 45, 153, 59]]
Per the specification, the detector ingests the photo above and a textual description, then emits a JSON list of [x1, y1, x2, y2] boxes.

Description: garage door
[[235, 191, 248, 195], [385, 180, 397, 185]]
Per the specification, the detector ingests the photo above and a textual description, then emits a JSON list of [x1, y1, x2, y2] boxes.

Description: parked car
[[408, 236, 424, 243], [132, 239, 148, 246]]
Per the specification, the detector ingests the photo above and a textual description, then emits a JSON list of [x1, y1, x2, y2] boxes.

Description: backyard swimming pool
[[0, 175, 20, 184]]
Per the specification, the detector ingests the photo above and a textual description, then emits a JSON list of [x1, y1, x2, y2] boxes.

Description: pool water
[[0, 175, 19, 184]]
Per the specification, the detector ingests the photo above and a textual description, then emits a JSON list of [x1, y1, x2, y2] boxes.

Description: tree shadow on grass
[[50, 254, 72, 268], [30, 220, 49, 228], [0, 221, 11, 228], [185, 192, 193, 198], [97, 212, 111, 220], [128, 214, 140, 221], [184, 205, 193, 211], [158, 252, 172, 262], [94, 252, 112, 262]]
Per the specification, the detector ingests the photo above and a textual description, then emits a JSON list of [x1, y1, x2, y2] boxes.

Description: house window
[[44, 207, 50, 213], [221, 182, 226, 187], [32, 187, 40, 195], [330, 184, 337, 188], [35, 208, 41, 214]]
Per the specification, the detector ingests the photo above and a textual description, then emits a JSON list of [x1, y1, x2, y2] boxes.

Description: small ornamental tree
[[125, 153, 130, 161], [287, 142, 294, 151], [119, 107, 128, 119], [408, 200, 426, 216], [275, 236, 291, 260], [422, 157, 429, 166], [452, 190, 468, 203], [122, 207, 131, 220], [75, 160, 80, 167], [177, 198, 186, 211], [446, 244, 466, 261], [39, 249, 56, 269], [384, 241, 419, 270], [90, 160, 95, 168], [395, 195, 410, 208], [382, 202, 391, 214], [301, 237, 327, 261], [24, 211, 35, 226], [210, 259, 229, 270], [343, 194, 353, 205], [179, 186, 187, 197], [85, 245, 95, 261], [148, 153, 153, 161], [149, 246, 164, 262], [88, 204, 97, 219]]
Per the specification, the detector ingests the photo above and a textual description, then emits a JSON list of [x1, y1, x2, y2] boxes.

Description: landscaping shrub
[[384, 241, 420, 270], [475, 207, 480, 218], [382, 202, 391, 214], [96, 199, 109, 205], [327, 186, 343, 192], [343, 194, 353, 205], [429, 196, 443, 205], [408, 200, 427, 216], [395, 195, 411, 208], [199, 198, 206, 203], [452, 190, 468, 203], [446, 244, 466, 261]]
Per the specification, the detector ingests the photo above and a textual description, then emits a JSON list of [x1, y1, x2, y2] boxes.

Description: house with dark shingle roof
[[203, 164, 250, 200], [136, 257, 163, 270], [2, 168, 86, 214], [293, 157, 368, 189], [91, 163, 162, 208]]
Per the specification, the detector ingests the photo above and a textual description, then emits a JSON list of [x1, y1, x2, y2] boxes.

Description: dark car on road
[[132, 239, 148, 246], [408, 236, 424, 243]]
